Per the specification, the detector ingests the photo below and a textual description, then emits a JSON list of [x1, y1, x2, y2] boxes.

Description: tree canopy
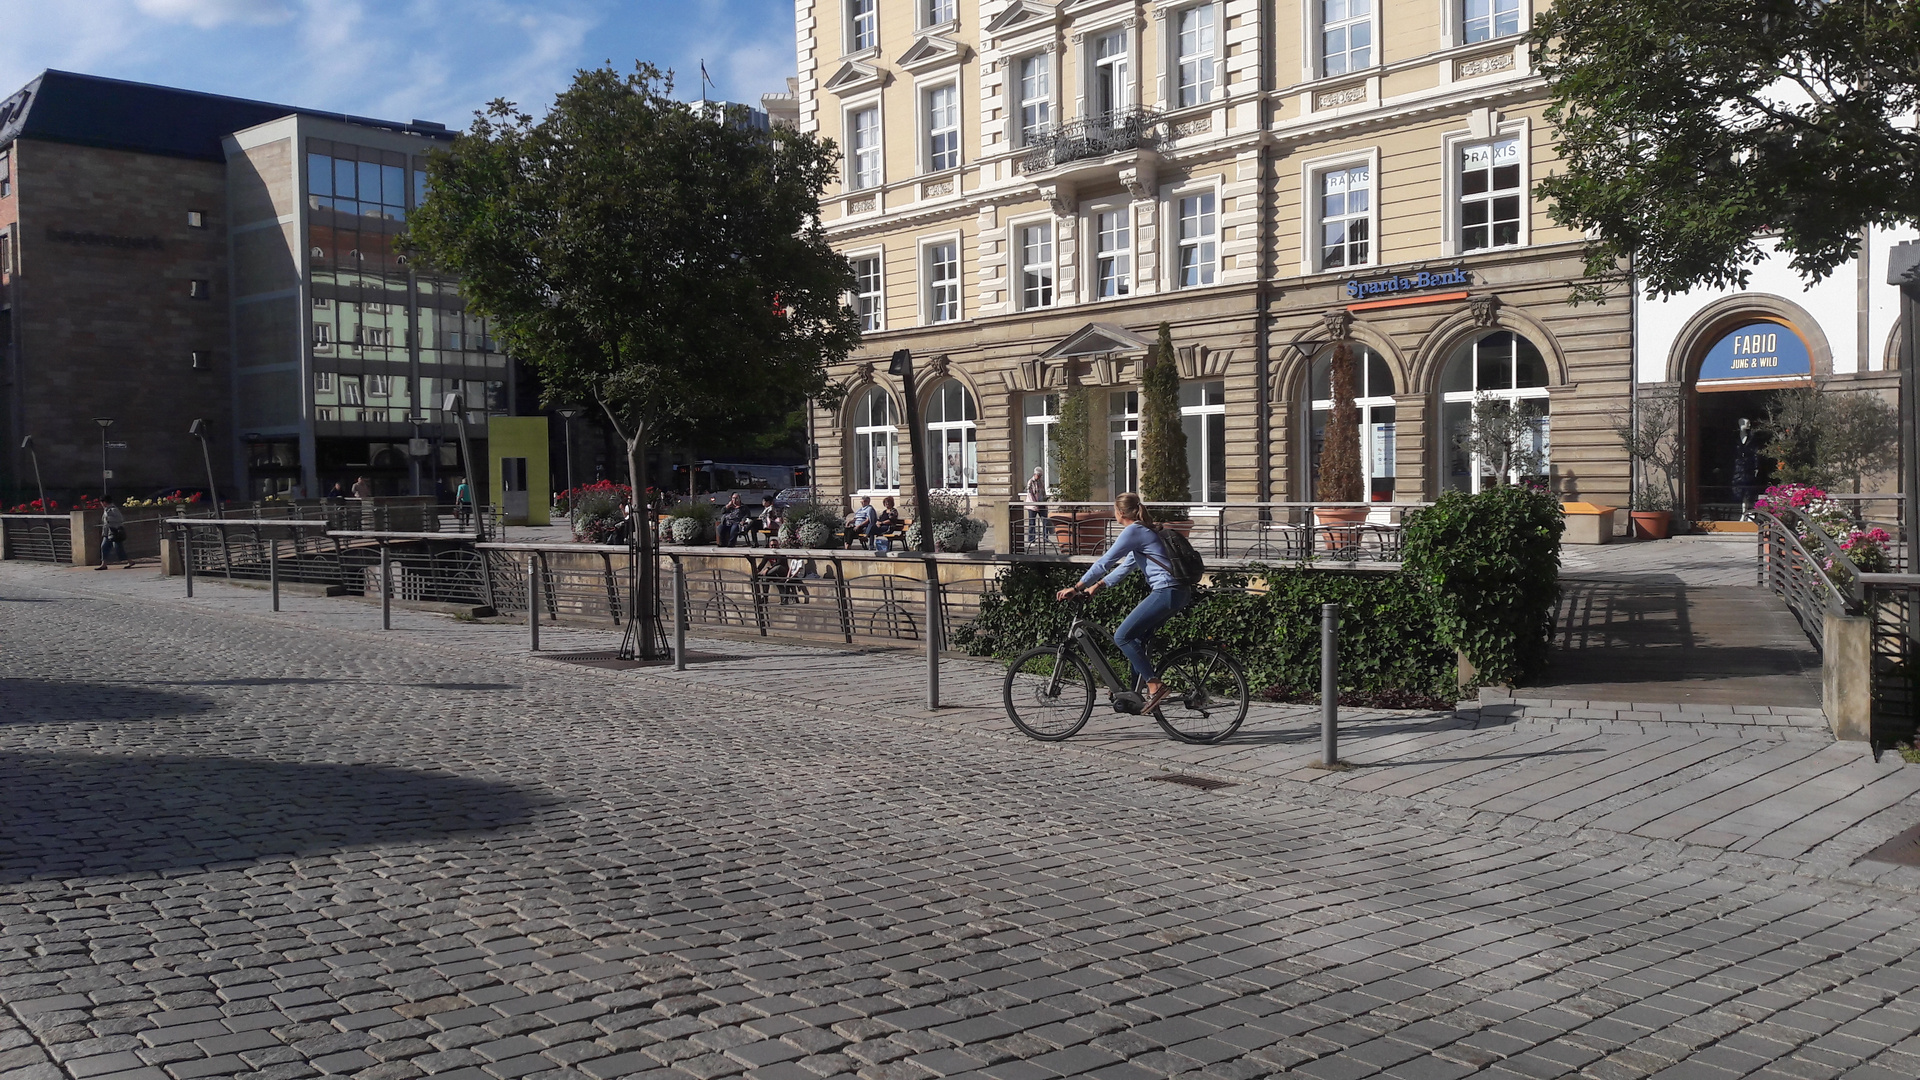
[[1533, 0, 1920, 299], [403, 63, 859, 455]]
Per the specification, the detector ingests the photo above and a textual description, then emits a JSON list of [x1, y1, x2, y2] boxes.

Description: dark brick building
[[0, 71, 516, 504]]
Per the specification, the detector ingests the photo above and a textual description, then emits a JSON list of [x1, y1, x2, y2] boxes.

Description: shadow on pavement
[[1, 678, 217, 724], [0, 751, 543, 883]]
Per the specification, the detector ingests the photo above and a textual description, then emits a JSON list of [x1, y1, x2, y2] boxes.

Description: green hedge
[[955, 487, 1563, 695], [1401, 486, 1563, 686], [953, 563, 1460, 699]]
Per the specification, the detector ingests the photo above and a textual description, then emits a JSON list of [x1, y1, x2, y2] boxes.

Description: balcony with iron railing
[[1019, 107, 1165, 174]]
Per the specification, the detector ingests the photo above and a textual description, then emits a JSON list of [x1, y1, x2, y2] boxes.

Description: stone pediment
[[985, 0, 1060, 40], [1037, 322, 1153, 360], [822, 60, 889, 96], [895, 35, 969, 75]]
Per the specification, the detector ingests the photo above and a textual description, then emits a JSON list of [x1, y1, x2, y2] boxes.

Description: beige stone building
[[788, 0, 1631, 531]]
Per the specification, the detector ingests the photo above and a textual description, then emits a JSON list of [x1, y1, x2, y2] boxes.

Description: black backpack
[[1147, 525, 1206, 587]]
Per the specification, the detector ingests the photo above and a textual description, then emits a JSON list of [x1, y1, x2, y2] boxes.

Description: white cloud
[[132, 0, 296, 28]]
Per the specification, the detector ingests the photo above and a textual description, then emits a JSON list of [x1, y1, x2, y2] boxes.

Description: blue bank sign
[[1345, 267, 1471, 301], [1697, 322, 1813, 385]]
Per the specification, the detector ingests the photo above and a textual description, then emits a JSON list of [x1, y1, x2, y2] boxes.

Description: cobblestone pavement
[[6, 564, 1920, 1080]]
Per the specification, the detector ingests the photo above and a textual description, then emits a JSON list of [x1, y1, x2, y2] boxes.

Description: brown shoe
[[1141, 685, 1174, 714]]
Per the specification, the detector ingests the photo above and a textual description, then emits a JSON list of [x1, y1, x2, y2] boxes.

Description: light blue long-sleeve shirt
[[1079, 522, 1179, 591]]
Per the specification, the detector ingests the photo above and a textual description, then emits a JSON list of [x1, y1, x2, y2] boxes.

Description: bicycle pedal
[[1113, 692, 1144, 715]]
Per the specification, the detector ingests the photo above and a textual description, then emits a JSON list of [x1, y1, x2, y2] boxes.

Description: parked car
[[774, 487, 815, 510]]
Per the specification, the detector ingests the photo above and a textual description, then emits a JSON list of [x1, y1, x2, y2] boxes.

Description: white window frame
[[1170, 187, 1218, 289], [1171, 5, 1218, 110], [922, 0, 955, 30], [847, 0, 878, 53], [1439, 332, 1551, 493], [1444, 122, 1529, 256], [923, 379, 979, 492], [1013, 219, 1055, 311], [1299, 148, 1379, 274], [850, 249, 884, 332], [1022, 393, 1061, 492], [367, 374, 393, 398], [1307, 345, 1398, 502], [1015, 52, 1053, 147], [1179, 380, 1227, 504], [923, 82, 960, 173], [852, 386, 902, 495], [1440, 0, 1530, 50], [1108, 390, 1140, 495], [1305, 0, 1378, 80], [921, 236, 963, 324], [1088, 27, 1133, 118], [314, 370, 335, 394], [847, 103, 883, 191], [1090, 202, 1132, 300]]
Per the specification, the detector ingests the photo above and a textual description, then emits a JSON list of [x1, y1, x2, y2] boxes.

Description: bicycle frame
[[1054, 610, 1145, 710]]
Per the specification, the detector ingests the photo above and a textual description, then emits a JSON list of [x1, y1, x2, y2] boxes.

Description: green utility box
[[487, 416, 551, 526]]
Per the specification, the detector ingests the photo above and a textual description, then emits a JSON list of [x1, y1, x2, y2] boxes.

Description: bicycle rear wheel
[[1153, 647, 1249, 744], [1004, 646, 1096, 741]]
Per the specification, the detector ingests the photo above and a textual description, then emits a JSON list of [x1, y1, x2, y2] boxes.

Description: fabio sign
[[1697, 322, 1812, 384], [1344, 267, 1470, 301]]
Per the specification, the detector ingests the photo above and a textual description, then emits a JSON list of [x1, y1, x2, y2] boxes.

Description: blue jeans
[[1115, 585, 1191, 686]]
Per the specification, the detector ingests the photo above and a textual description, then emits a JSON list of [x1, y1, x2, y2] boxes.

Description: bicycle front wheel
[[1153, 647, 1249, 744], [1004, 646, 1096, 741]]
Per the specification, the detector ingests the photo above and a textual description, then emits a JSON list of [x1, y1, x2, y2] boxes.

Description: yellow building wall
[[486, 416, 550, 526]]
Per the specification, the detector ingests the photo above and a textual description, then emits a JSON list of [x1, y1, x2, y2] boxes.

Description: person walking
[[1054, 493, 1192, 713], [351, 475, 373, 500], [97, 500, 130, 570], [1025, 467, 1049, 548], [455, 478, 473, 528]]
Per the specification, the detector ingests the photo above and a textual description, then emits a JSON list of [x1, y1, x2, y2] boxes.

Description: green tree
[[1138, 323, 1190, 518], [1053, 381, 1094, 503], [1762, 382, 1901, 493], [404, 63, 859, 652], [1315, 342, 1364, 502], [1534, 0, 1920, 300]]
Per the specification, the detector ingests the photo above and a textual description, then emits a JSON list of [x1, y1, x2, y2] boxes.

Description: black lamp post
[[92, 417, 114, 499], [188, 419, 221, 515], [888, 349, 937, 553], [19, 435, 45, 509], [558, 405, 584, 533], [1890, 241, 1920, 549], [442, 391, 478, 531]]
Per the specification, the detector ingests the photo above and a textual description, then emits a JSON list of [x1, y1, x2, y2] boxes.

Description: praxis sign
[[1345, 267, 1470, 301]]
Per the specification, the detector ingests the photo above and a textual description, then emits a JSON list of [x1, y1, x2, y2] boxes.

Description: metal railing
[[0, 515, 72, 563], [665, 550, 985, 651], [1756, 509, 1855, 649], [1858, 572, 1920, 751], [171, 518, 495, 608], [1008, 501, 1424, 564], [1020, 107, 1164, 172]]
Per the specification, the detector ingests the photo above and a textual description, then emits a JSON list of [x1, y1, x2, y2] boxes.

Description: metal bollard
[[527, 553, 540, 651], [183, 527, 194, 597], [269, 536, 279, 611], [672, 558, 688, 671], [925, 560, 942, 709], [380, 545, 392, 630], [1321, 602, 1339, 766]]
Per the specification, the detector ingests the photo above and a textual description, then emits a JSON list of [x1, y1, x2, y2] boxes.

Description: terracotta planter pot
[[1630, 510, 1672, 540], [1315, 507, 1369, 553]]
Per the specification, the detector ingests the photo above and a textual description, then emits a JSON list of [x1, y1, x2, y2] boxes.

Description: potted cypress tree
[[1315, 340, 1368, 535], [1050, 368, 1099, 551], [1138, 323, 1192, 530]]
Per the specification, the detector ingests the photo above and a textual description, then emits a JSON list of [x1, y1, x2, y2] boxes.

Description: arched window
[[924, 379, 979, 490], [852, 387, 900, 494], [1307, 345, 1397, 500], [1439, 330, 1550, 492]]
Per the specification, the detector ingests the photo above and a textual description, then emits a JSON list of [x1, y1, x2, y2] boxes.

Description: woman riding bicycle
[[1054, 493, 1192, 713]]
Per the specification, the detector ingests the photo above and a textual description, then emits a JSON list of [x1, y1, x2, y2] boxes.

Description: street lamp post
[[19, 436, 46, 509], [557, 405, 584, 534], [1890, 243, 1920, 550], [887, 350, 937, 553], [442, 392, 478, 533], [93, 418, 114, 499], [188, 419, 221, 516]]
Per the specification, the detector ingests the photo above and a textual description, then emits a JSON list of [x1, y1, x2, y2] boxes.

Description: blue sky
[[0, 0, 800, 126]]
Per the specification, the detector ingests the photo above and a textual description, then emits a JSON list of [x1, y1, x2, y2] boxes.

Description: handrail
[[165, 518, 332, 527], [1755, 509, 1854, 616], [1787, 507, 1866, 610], [0, 513, 70, 520]]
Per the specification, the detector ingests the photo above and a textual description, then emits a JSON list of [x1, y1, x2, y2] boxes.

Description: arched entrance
[[1685, 318, 1815, 519]]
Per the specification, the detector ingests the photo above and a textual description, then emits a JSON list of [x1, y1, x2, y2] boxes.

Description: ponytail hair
[[1114, 492, 1145, 522]]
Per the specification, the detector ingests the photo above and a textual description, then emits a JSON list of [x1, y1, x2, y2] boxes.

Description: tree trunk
[[626, 431, 658, 659]]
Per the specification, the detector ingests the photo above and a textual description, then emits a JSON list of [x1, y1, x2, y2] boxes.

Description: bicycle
[[1002, 591, 1250, 745]]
